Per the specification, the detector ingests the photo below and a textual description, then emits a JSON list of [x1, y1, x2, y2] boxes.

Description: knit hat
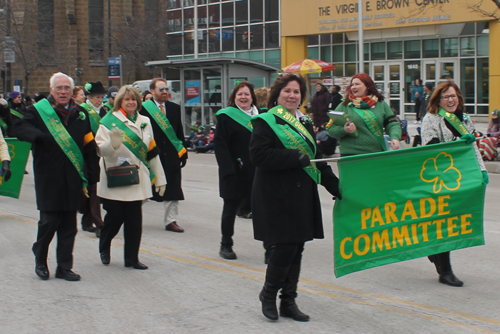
[[424, 82, 434, 91], [107, 86, 119, 98], [11, 91, 21, 99], [492, 109, 499, 118], [84, 81, 106, 95]]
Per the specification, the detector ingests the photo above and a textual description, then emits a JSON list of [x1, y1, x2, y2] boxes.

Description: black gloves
[[180, 155, 187, 168], [1, 160, 11, 182], [298, 154, 310, 168]]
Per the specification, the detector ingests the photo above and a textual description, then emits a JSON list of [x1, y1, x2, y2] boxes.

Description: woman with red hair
[[326, 73, 401, 155]]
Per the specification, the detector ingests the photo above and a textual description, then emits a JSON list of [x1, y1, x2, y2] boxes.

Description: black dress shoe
[[82, 226, 96, 232], [100, 250, 110, 265], [124, 261, 148, 270], [35, 263, 50, 280], [55, 268, 81, 281], [220, 245, 237, 260], [95, 228, 101, 238], [439, 271, 464, 287]]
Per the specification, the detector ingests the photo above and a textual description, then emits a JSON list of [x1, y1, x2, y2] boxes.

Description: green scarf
[[438, 108, 470, 136], [80, 102, 101, 134], [215, 106, 253, 132], [252, 105, 320, 184], [142, 100, 187, 158], [100, 112, 156, 183], [34, 99, 88, 188], [350, 104, 387, 151], [10, 108, 24, 119]]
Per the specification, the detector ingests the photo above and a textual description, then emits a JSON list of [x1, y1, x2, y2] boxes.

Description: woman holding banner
[[326, 73, 401, 155], [421, 81, 487, 287], [95, 86, 166, 270], [250, 74, 341, 322]]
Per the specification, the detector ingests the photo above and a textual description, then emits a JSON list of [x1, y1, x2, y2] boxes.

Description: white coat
[[95, 111, 167, 201]]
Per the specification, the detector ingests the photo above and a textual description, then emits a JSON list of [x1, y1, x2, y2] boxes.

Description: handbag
[[104, 160, 140, 188]]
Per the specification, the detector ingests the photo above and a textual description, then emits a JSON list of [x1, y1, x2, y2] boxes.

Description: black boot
[[279, 263, 310, 322], [428, 252, 463, 287], [259, 262, 288, 321]]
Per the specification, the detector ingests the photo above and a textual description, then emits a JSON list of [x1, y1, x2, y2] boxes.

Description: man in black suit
[[140, 78, 187, 233], [329, 85, 342, 111]]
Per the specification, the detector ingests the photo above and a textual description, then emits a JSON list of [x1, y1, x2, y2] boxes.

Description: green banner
[[0, 138, 31, 199], [333, 140, 486, 277]]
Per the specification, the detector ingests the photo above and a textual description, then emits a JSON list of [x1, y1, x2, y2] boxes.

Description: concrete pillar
[[281, 36, 308, 69]]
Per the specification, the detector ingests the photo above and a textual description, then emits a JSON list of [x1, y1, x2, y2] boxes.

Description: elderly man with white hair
[[16, 72, 99, 281]]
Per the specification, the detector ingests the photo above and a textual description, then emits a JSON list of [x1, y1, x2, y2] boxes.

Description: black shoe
[[55, 268, 81, 281], [280, 299, 310, 322], [82, 226, 96, 232], [237, 212, 252, 219], [124, 261, 148, 270], [95, 228, 101, 238], [35, 263, 50, 280], [439, 271, 464, 287], [100, 250, 110, 265], [220, 245, 237, 260], [259, 288, 279, 320]]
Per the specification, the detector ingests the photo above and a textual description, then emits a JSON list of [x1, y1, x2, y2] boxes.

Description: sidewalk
[[405, 119, 500, 174]]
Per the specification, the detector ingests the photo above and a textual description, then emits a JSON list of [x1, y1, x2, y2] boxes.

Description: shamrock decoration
[[84, 83, 92, 92], [420, 152, 461, 194], [141, 122, 148, 129], [299, 115, 313, 126], [78, 111, 86, 121]]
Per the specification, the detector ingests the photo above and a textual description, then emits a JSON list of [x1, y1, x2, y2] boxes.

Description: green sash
[[215, 106, 253, 132], [80, 102, 101, 134], [10, 108, 24, 119], [142, 100, 187, 158], [438, 108, 470, 135], [34, 99, 88, 188], [100, 112, 156, 183], [104, 102, 113, 112], [253, 105, 321, 184], [0, 118, 7, 133], [350, 104, 387, 151]]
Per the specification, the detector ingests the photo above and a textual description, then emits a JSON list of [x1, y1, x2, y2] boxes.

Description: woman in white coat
[[95, 86, 166, 270]]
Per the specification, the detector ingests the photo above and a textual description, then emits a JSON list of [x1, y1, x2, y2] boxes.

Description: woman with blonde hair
[[95, 86, 166, 269]]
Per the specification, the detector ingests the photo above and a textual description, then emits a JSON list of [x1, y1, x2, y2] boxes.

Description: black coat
[[213, 109, 255, 200], [139, 101, 186, 201], [249, 115, 339, 244], [330, 92, 342, 111], [15, 103, 98, 211]]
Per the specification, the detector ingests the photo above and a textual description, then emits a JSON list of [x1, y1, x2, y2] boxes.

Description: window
[[404, 40, 421, 59], [250, 24, 263, 49], [209, 29, 221, 52], [265, 22, 279, 48], [89, 0, 104, 62], [38, 0, 54, 61], [345, 44, 356, 61], [387, 41, 402, 59], [236, 26, 248, 50], [221, 1, 233, 26], [208, 4, 220, 26], [422, 39, 439, 58], [265, 0, 279, 21], [477, 58, 489, 105], [250, 0, 263, 23], [371, 42, 385, 60], [478, 36, 489, 56], [332, 45, 343, 62], [460, 37, 475, 56], [167, 33, 183, 55], [168, 10, 182, 32], [235, 0, 248, 24], [441, 38, 458, 57], [460, 58, 475, 104]]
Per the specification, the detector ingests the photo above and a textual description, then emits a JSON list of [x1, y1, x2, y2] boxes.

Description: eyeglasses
[[54, 86, 72, 92], [156, 87, 168, 92], [441, 94, 457, 100]]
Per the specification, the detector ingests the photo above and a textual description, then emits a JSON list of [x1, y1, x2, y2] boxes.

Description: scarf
[[235, 104, 259, 117], [86, 99, 102, 113], [444, 109, 464, 138], [47, 94, 77, 125], [120, 107, 138, 123], [349, 95, 378, 109]]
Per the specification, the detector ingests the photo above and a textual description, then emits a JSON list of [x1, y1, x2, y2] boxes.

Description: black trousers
[[99, 199, 143, 264], [32, 210, 77, 270], [221, 198, 243, 246], [236, 197, 251, 215], [80, 183, 104, 229], [269, 242, 305, 268]]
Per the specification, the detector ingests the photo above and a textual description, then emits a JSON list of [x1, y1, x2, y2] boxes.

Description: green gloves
[[461, 134, 476, 144], [482, 171, 489, 185]]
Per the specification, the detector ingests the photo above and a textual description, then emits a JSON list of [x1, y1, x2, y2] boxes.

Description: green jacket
[[327, 101, 401, 155]]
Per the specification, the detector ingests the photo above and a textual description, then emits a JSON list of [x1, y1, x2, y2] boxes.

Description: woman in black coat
[[213, 81, 258, 260], [311, 83, 330, 127], [250, 74, 341, 322]]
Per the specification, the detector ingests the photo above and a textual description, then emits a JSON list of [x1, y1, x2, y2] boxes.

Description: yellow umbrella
[[282, 59, 335, 76]]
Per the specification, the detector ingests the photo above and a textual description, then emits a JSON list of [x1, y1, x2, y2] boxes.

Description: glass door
[[371, 62, 403, 117], [423, 60, 458, 86]]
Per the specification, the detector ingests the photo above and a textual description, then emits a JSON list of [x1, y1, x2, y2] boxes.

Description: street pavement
[[1, 139, 500, 333]]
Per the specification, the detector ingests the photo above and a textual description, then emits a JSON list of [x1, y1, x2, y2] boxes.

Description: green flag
[[0, 138, 31, 199], [333, 140, 486, 277]]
